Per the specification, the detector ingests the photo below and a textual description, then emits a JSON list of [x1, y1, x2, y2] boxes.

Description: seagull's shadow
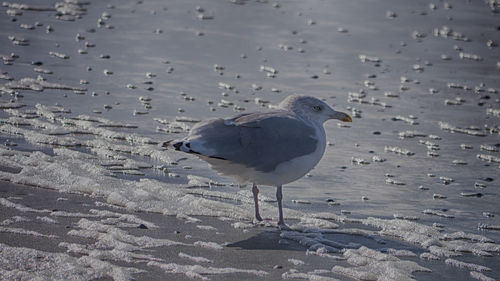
[[226, 230, 306, 251], [226, 223, 423, 254]]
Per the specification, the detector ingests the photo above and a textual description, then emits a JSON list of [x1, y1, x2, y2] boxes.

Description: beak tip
[[341, 113, 353, 122]]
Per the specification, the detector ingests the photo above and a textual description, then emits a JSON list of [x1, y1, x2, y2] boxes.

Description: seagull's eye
[[312, 105, 322, 112]]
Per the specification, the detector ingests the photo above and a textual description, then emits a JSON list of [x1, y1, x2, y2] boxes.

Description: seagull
[[165, 95, 352, 227]]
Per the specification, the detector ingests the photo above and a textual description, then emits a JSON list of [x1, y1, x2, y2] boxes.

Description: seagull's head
[[279, 95, 352, 124]]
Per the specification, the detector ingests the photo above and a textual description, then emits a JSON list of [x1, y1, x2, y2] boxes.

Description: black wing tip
[[162, 141, 226, 160], [161, 140, 183, 151], [173, 142, 183, 150], [207, 155, 227, 160]]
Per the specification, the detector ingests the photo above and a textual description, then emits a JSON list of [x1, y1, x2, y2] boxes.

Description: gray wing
[[188, 111, 318, 172]]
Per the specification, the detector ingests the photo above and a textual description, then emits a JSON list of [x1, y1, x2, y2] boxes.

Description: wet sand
[[0, 181, 333, 280], [1, 179, 486, 281]]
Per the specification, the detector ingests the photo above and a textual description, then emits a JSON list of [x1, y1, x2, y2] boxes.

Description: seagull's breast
[[256, 124, 327, 186]]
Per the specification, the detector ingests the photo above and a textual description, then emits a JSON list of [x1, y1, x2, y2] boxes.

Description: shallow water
[[1, 0, 499, 280]]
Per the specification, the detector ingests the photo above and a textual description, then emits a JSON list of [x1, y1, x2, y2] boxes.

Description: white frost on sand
[[385, 248, 417, 257], [363, 217, 441, 247], [68, 219, 187, 250], [89, 209, 157, 229], [231, 221, 254, 229], [288, 258, 305, 265], [50, 210, 103, 218], [282, 270, 341, 281], [193, 241, 224, 251], [36, 216, 58, 224], [428, 245, 461, 257], [0, 216, 30, 226], [422, 209, 455, 219], [0, 198, 50, 213], [179, 252, 213, 263], [470, 271, 496, 281], [147, 261, 268, 280], [280, 231, 360, 253], [438, 121, 487, 137], [419, 252, 440, 260], [363, 217, 500, 259], [444, 258, 491, 272], [177, 213, 202, 223], [0, 243, 141, 281], [60, 241, 164, 264], [0, 77, 87, 92], [331, 246, 431, 281], [306, 248, 346, 260], [196, 225, 217, 231], [296, 217, 339, 229], [443, 231, 494, 243], [0, 226, 57, 238]]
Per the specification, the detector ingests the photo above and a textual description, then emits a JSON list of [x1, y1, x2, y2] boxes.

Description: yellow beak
[[340, 113, 352, 122]]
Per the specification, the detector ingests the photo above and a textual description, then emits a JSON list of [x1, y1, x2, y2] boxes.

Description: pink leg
[[252, 184, 263, 221], [276, 185, 285, 226]]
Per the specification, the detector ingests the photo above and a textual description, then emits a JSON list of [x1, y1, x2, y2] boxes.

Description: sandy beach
[[0, 0, 499, 280]]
